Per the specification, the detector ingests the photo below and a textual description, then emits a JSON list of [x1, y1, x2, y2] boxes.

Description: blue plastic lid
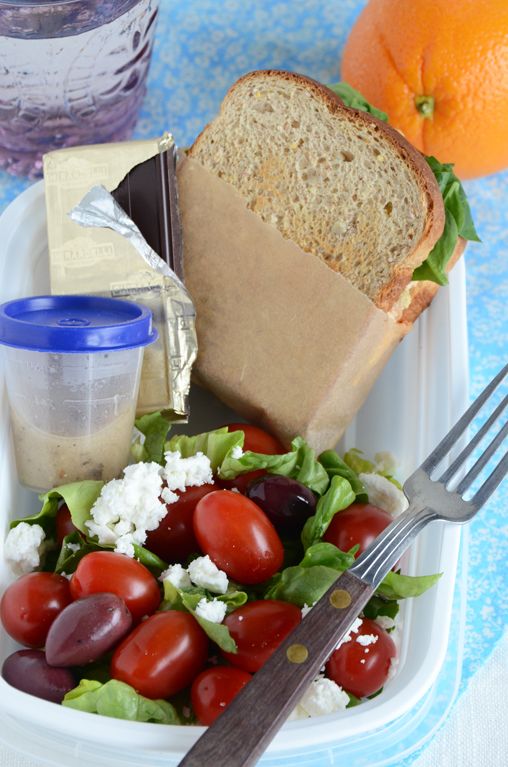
[[0, 295, 158, 353]]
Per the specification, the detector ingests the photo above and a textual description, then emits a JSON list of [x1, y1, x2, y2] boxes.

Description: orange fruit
[[341, 0, 508, 179]]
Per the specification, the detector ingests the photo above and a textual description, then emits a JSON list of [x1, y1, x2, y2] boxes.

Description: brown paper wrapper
[[178, 157, 409, 453], [43, 139, 196, 418]]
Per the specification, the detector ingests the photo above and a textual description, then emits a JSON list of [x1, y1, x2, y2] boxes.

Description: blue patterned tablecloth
[[0, 1, 507, 764]]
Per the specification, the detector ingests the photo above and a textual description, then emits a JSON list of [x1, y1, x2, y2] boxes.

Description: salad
[[0, 418, 441, 726]]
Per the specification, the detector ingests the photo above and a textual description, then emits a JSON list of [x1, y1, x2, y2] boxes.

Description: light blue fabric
[[1, 1, 506, 763]]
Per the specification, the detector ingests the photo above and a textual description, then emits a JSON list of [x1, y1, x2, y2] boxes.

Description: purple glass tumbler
[[0, 0, 159, 179]]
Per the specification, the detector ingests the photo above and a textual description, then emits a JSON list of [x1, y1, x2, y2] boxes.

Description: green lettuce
[[133, 411, 173, 463], [161, 580, 245, 653], [166, 427, 244, 471], [376, 570, 442, 600], [342, 448, 402, 489], [318, 450, 367, 501], [63, 679, 179, 724], [301, 476, 356, 550], [327, 82, 479, 285], [219, 435, 329, 495]]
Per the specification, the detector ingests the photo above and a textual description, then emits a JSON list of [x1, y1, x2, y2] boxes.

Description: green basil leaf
[[327, 82, 389, 123], [131, 544, 167, 574], [133, 411, 172, 463], [63, 679, 179, 724], [301, 476, 355, 550], [377, 570, 442, 600]]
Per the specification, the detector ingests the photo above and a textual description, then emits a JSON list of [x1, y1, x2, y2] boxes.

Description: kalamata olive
[[2, 649, 75, 703], [45, 592, 132, 667], [246, 476, 316, 534]]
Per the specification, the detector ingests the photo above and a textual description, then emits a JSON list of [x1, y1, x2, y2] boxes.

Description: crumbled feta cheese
[[160, 563, 192, 590], [373, 452, 397, 476], [163, 451, 213, 492], [359, 473, 408, 517], [231, 445, 244, 459], [65, 542, 81, 553], [4, 522, 45, 575], [301, 603, 314, 618], [161, 486, 179, 505], [188, 555, 228, 594], [336, 617, 363, 649], [195, 597, 227, 623], [375, 615, 396, 631], [360, 659, 366, 664], [60, 571, 72, 580], [85, 461, 166, 556], [293, 676, 349, 718], [356, 633, 378, 647]]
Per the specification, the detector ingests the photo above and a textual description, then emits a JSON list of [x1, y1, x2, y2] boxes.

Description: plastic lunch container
[[0, 183, 469, 766], [0, 295, 157, 491]]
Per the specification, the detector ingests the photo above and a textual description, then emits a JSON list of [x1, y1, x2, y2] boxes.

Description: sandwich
[[176, 70, 477, 451], [187, 71, 474, 324]]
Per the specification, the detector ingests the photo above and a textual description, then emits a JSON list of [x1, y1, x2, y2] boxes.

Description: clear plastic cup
[[0, 0, 159, 179], [0, 295, 157, 491]]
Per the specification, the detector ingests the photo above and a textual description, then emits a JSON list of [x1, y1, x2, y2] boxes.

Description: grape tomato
[[218, 423, 285, 493], [55, 504, 79, 546], [111, 611, 208, 699], [325, 617, 396, 698], [193, 490, 284, 584], [323, 503, 393, 557], [144, 483, 216, 563], [70, 552, 161, 623], [0, 572, 72, 648], [191, 666, 252, 725], [222, 600, 302, 672]]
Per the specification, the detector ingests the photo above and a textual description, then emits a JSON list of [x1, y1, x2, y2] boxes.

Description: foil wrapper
[[69, 185, 197, 419]]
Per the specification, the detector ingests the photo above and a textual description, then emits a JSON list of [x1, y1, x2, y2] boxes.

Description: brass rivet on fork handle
[[286, 644, 309, 664], [329, 589, 352, 608]]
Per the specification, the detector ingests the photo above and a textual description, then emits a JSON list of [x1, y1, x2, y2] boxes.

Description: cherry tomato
[[0, 572, 72, 648], [191, 666, 252, 725], [70, 552, 161, 623], [144, 483, 216, 563], [193, 491, 284, 584], [111, 611, 208, 699], [323, 503, 393, 557], [325, 617, 396, 698], [222, 600, 301, 672], [218, 423, 286, 493], [55, 504, 79, 546]]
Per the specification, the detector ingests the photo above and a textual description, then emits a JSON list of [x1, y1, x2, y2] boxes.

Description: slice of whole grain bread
[[189, 70, 445, 315]]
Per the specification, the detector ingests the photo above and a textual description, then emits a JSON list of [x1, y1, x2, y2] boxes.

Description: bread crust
[[190, 69, 446, 314], [397, 237, 466, 325]]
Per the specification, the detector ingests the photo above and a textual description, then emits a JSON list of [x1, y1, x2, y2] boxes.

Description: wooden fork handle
[[177, 570, 374, 767]]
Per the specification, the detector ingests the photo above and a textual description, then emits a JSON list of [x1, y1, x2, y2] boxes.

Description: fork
[[178, 363, 508, 767]]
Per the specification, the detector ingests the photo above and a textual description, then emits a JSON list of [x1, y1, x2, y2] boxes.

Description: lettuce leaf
[[301, 476, 356, 550], [219, 435, 329, 495], [376, 570, 442, 600], [132, 411, 172, 463], [328, 82, 388, 123], [318, 450, 367, 501], [167, 427, 244, 472], [62, 679, 179, 724]]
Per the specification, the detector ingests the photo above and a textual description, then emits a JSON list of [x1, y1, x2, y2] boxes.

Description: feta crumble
[[289, 676, 349, 719], [188, 555, 228, 594], [301, 603, 314, 618], [163, 451, 213, 492], [336, 617, 363, 649], [85, 461, 166, 556], [159, 563, 192, 590], [195, 597, 227, 623], [359, 472, 408, 517], [356, 633, 378, 647], [231, 445, 244, 459], [375, 615, 396, 631], [4, 522, 46, 575]]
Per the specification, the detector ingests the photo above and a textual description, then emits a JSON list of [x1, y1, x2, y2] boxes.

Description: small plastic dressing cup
[[0, 295, 157, 491]]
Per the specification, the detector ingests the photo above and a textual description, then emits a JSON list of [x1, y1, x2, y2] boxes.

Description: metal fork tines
[[350, 362, 508, 588]]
